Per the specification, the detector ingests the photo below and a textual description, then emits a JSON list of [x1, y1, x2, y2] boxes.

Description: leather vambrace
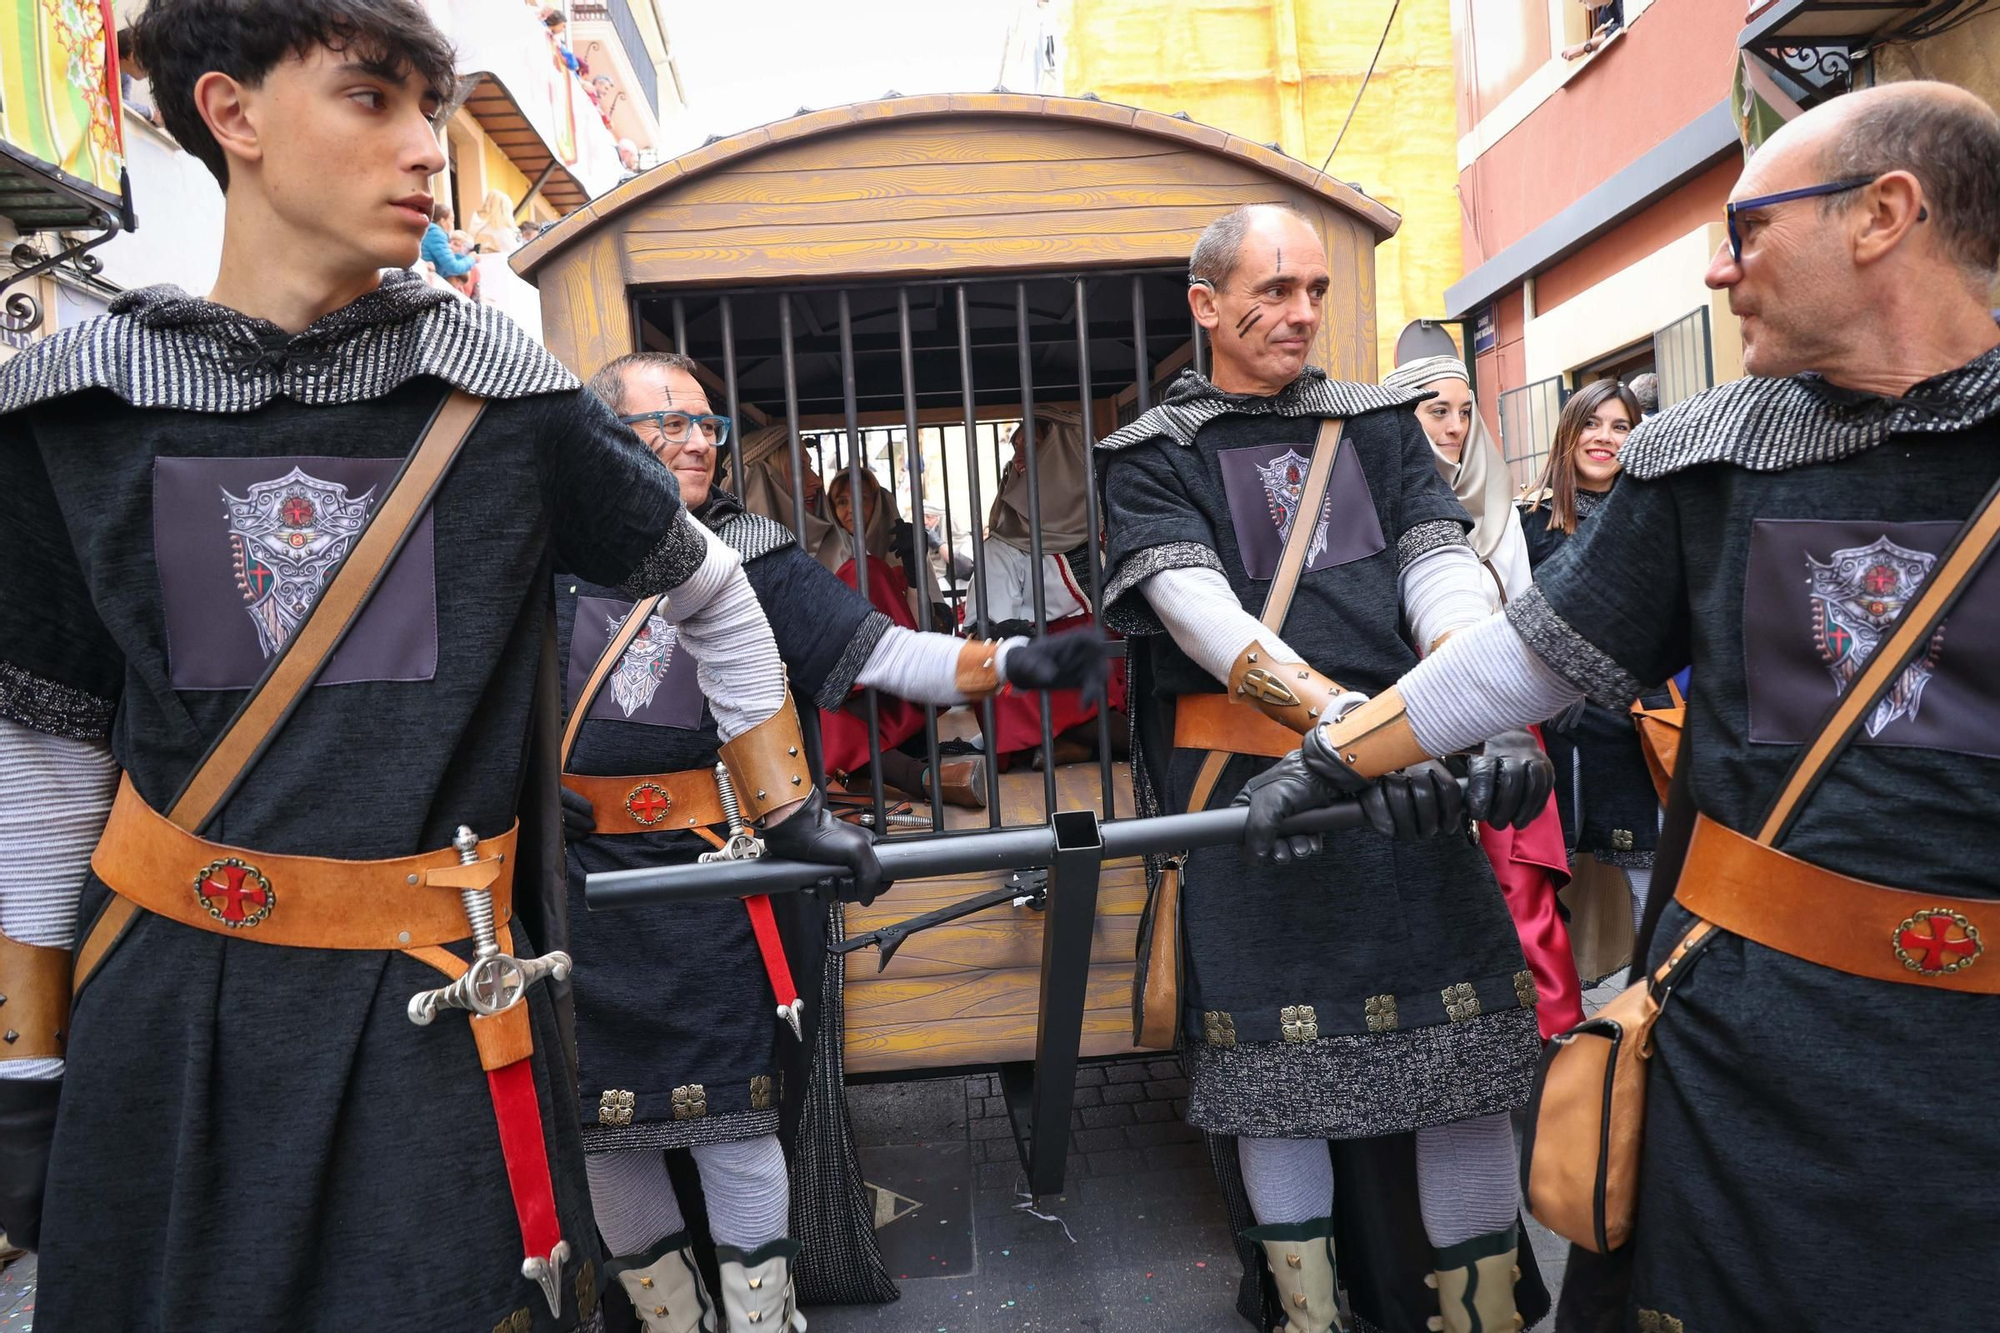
[[0, 927, 69, 1063], [1226, 643, 1360, 737], [1314, 685, 1433, 779], [953, 639, 1006, 701], [716, 689, 812, 823]]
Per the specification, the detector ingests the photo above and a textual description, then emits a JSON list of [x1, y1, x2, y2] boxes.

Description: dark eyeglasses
[[1724, 177, 1876, 262], [619, 410, 732, 448]]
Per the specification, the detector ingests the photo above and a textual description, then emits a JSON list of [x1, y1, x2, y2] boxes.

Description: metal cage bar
[[955, 283, 1004, 821], [896, 289, 946, 834], [1073, 277, 1115, 812], [1016, 283, 1059, 817], [836, 290, 888, 834]]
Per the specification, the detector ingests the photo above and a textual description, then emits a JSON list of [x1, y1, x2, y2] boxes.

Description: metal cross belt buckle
[[408, 826, 572, 1026], [523, 1238, 573, 1317], [699, 763, 766, 864]]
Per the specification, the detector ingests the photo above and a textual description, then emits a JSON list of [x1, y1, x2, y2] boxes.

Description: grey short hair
[[1189, 203, 1311, 289], [586, 351, 702, 413], [1628, 372, 1659, 415], [1820, 91, 2000, 280]]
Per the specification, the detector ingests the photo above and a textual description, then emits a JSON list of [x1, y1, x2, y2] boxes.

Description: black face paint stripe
[[1235, 310, 1264, 339]]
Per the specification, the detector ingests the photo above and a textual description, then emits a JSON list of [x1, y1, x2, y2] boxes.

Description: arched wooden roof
[[511, 91, 1401, 281]]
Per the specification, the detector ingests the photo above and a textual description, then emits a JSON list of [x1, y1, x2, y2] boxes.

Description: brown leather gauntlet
[[1315, 685, 1431, 779], [954, 639, 1006, 701], [1226, 642, 1351, 736], [717, 690, 813, 822], [0, 927, 70, 1061]]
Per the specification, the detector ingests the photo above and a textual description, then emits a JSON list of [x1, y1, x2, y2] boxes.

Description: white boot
[[607, 1231, 718, 1333], [715, 1238, 806, 1332]]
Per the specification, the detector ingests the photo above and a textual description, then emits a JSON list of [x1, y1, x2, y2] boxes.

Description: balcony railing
[[571, 0, 660, 119]]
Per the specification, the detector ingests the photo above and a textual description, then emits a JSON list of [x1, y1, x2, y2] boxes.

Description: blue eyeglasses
[[619, 410, 733, 448], [1724, 177, 1876, 262]]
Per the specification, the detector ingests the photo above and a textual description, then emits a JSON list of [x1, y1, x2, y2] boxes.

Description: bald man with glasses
[[1242, 81, 2000, 1330]]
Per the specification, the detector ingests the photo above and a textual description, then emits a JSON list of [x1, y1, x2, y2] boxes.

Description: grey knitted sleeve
[[1398, 611, 1584, 756]]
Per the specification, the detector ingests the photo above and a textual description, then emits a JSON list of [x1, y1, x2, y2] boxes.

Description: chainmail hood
[[1620, 340, 2000, 480], [0, 269, 579, 415], [1096, 366, 1429, 453]]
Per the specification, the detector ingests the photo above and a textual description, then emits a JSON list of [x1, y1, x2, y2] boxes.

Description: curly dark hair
[[128, 0, 458, 190]]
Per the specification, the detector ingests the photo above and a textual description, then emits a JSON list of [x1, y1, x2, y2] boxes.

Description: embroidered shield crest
[[221, 467, 375, 658], [1254, 449, 1330, 567], [607, 610, 678, 718], [1807, 535, 1946, 737]]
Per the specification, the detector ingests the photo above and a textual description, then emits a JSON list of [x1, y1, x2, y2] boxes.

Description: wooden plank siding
[[843, 763, 1146, 1075]]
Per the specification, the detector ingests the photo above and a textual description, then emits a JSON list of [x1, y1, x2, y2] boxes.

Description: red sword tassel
[[743, 892, 804, 1040]]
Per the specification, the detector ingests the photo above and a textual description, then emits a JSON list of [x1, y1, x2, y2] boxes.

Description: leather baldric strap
[[0, 928, 71, 1060], [1136, 416, 1345, 1050], [560, 593, 666, 768], [88, 774, 517, 951], [560, 768, 730, 836], [75, 390, 488, 994]]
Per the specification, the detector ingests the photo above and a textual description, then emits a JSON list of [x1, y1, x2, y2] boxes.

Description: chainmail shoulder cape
[[694, 488, 800, 563], [1620, 341, 2000, 479], [0, 269, 578, 415], [1096, 365, 1429, 454]]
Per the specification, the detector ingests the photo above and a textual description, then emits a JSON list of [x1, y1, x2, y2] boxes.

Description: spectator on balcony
[[543, 9, 586, 77], [420, 202, 477, 288], [1561, 0, 1622, 59], [617, 137, 642, 178], [589, 73, 618, 131], [473, 189, 520, 254], [518, 218, 544, 244]]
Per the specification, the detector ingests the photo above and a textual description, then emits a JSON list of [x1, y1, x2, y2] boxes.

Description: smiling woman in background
[[1520, 379, 1666, 955]]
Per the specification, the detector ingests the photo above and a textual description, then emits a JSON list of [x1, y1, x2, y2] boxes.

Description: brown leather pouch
[[1519, 920, 1713, 1252]]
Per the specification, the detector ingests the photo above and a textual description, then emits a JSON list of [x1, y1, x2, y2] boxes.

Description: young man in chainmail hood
[[0, 2, 872, 1328], [1097, 203, 1555, 1333]]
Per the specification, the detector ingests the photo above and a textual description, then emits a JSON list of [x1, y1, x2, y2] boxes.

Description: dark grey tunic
[[559, 503, 888, 1151], [1512, 344, 2000, 1330], [1099, 369, 1541, 1138], [0, 279, 708, 1333]]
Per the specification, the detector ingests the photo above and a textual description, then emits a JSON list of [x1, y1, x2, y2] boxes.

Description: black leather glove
[[1298, 718, 1376, 797], [1357, 760, 1467, 843], [1233, 753, 1337, 865], [559, 785, 596, 838], [989, 618, 1037, 641], [1002, 627, 1113, 710], [1465, 729, 1555, 830], [0, 1075, 61, 1252], [762, 786, 889, 906]]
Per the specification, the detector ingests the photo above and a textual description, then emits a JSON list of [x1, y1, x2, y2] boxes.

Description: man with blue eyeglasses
[[553, 353, 1109, 1331], [1240, 80, 2000, 1330]]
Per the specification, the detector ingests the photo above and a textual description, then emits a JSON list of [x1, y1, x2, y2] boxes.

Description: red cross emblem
[[280, 494, 316, 527], [626, 784, 672, 826], [194, 858, 275, 928], [1893, 909, 1982, 976]]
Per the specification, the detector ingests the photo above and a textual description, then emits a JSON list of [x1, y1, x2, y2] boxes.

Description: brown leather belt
[[1174, 693, 1300, 760], [87, 774, 515, 953], [561, 768, 728, 837], [1677, 813, 2000, 993]]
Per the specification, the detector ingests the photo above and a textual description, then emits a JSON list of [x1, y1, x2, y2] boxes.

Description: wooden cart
[[515, 92, 1398, 1100]]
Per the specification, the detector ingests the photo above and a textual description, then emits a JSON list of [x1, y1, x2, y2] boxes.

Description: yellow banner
[[1, 0, 125, 196]]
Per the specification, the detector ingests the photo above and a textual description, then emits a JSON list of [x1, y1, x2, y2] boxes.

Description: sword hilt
[[408, 823, 571, 1026], [704, 763, 765, 863]]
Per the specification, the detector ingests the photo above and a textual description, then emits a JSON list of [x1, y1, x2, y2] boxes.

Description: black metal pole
[[586, 790, 1390, 909], [898, 288, 946, 833], [1016, 282, 1058, 816], [838, 290, 886, 834], [720, 294, 745, 492], [1001, 807, 1102, 1196], [1131, 274, 1152, 415], [1072, 276, 1115, 813], [778, 296, 824, 781], [956, 284, 1002, 821], [672, 296, 688, 355]]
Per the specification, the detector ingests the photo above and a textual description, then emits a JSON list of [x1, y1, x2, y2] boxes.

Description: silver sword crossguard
[[408, 825, 573, 1027], [700, 763, 765, 864]]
